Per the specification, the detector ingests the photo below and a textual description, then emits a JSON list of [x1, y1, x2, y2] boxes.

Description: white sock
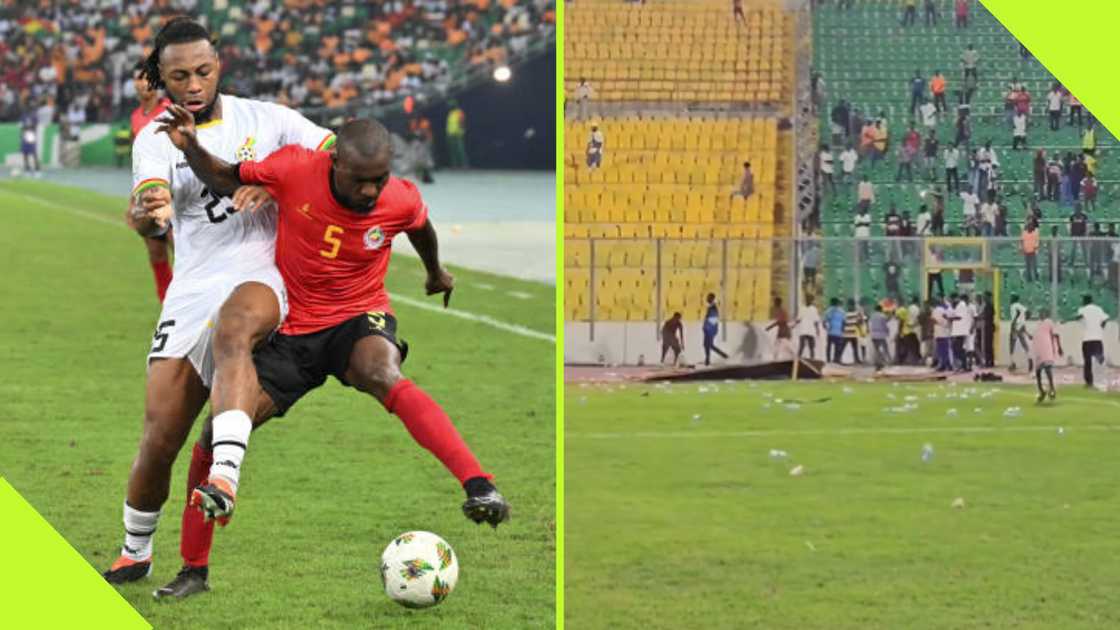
[[122, 501, 159, 561], [209, 409, 252, 493]]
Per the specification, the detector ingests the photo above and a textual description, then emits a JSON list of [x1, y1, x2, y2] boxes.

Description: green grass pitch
[[565, 378, 1120, 629], [0, 179, 555, 628]]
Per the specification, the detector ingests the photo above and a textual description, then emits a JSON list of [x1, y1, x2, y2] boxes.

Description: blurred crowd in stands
[[0, 0, 555, 125]]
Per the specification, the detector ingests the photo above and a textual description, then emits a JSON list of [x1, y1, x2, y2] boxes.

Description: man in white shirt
[[819, 143, 835, 192], [979, 193, 998, 236], [857, 175, 875, 209], [794, 295, 823, 360], [1012, 111, 1027, 151], [951, 294, 973, 371], [854, 206, 872, 262], [916, 204, 932, 236], [574, 78, 594, 120], [966, 295, 981, 367], [944, 142, 961, 193], [1067, 294, 1109, 387], [1046, 83, 1063, 131], [932, 295, 954, 371], [1008, 295, 1032, 371], [961, 44, 979, 79], [919, 98, 938, 131], [840, 145, 858, 185], [960, 189, 979, 235]]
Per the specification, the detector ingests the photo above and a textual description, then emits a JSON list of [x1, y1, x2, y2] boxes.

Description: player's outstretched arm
[[155, 104, 242, 197], [407, 219, 453, 308]]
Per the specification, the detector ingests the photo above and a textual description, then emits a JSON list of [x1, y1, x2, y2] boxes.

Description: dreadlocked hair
[[142, 16, 215, 91]]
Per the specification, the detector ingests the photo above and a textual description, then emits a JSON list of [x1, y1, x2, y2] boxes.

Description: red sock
[[151, 260, 173, 303], [384, 379, 491, 484], [180, 443, 215, 568]]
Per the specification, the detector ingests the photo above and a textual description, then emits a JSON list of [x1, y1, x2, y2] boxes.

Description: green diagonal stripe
[[0, 479, 150, 628], [982, 0, 1120, 136]]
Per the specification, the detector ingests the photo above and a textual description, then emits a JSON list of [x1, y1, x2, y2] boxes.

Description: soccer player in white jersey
[[102, 17, 335, 595]]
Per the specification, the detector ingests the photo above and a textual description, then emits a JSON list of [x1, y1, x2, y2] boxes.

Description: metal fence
[[564, 236, 1120, 329]]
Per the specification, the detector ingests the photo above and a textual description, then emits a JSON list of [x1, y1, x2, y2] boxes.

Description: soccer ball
[[380, 531, 459, 608]]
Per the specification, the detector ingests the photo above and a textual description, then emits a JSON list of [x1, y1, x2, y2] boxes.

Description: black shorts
[[253, 311, 408, 417]]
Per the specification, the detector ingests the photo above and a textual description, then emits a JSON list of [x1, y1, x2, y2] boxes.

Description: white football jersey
[[131, 94, 334, 288]]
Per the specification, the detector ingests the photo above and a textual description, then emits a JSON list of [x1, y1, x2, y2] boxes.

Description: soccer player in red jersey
[[149, 106, 509, 599], [125, 61, 174, 302]]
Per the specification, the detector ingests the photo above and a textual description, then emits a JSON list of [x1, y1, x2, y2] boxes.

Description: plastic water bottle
[[921, 443, 935, 462], [769, 449, 788, 460]]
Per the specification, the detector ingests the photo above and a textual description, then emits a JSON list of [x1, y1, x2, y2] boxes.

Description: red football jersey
[[130, 97, 171, 137], [239, 145, 429, 335]]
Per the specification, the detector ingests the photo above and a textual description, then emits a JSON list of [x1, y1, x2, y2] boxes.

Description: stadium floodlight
[[493, 65, 512, 82]]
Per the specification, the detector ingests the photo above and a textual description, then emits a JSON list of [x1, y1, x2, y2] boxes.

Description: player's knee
[[212, 308, 260, 358], [356, 363, 401, 401]]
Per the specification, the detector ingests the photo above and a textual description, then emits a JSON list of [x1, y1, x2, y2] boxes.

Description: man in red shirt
[[154, 106, 509, 595], [125, 61, 175, 302], [765, 297, 793, 359], [1014, 86, 1031, 122], [954, 0, 969, 28]]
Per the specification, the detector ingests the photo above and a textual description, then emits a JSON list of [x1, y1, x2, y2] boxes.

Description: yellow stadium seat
[[563, 112, 783, 322]]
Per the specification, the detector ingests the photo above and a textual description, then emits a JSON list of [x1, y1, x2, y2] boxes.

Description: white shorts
[[147, 265, 287, 388]]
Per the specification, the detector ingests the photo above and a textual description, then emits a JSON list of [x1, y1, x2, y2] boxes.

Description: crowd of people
[[0, 0, 555, 125], [811, 33, 1119, 290], [783, 291, 1111, 389]]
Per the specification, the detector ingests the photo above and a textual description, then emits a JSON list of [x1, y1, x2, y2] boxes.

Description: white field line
[[6, 186, 555, 343], [388, 293, 554, 343], [7, 189, 124, 228]]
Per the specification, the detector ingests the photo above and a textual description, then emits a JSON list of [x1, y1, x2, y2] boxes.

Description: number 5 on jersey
[[321, 225, 344, 259], [151, 320, 175, 353]]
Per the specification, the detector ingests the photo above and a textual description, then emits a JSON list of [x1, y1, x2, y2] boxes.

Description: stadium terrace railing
[[564, 236, 1120, 334]]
